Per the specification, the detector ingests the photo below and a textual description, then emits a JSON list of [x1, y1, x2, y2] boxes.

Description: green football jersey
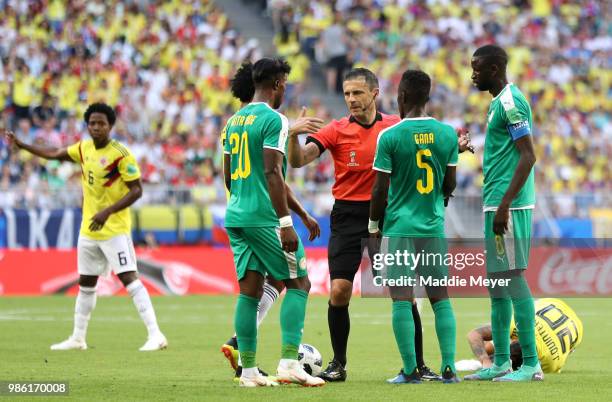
[[483, 83, 535, 209], [373, 117, 458, 237], [223, 102, 289, 227]]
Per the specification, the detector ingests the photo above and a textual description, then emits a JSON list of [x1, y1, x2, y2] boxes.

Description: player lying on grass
[[3, 103, 167, 351], [463, 298, 583, 374], [223, 58, 324, 387], [220, 62, 323, 379], [369, 70, 460, 384]]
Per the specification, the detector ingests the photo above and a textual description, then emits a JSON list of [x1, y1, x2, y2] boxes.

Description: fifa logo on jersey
[[100, 157, 107, 166], [348, 151, 359, 167]]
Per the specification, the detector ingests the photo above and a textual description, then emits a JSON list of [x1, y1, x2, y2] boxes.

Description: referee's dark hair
[[473, 44, 508, 72], [344, 68, 379, 90], [231, 62, 255, 103], [252, 58, 291, 89], [84, 102, 116, 127], [398, 69, 431, 106]]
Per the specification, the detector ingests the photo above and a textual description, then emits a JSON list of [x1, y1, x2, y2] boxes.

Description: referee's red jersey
[[306, 112, 400, 201]]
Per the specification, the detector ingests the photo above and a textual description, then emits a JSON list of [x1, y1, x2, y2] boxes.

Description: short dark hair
[[230, 62, 255, 103], [252, 58, 291, 88], [398, 69, 431, 105], [344, 68, 379, 90], [510, 341, 523, 371], [473, 44, 508, 70], [84, 102, 116, 126]]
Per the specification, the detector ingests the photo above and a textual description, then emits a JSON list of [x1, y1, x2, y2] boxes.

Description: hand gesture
[[456, 127, 474, 154], [289, 107, 324, 136], [3, 130, 19, 149]]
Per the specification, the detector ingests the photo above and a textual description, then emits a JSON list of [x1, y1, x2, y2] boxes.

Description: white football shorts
[[77, 234, 138, 277]]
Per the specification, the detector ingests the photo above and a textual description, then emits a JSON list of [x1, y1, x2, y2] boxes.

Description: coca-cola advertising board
[[0, 246, 609, 296]]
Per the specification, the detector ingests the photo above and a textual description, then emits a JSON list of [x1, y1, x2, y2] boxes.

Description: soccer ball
[[298, 343, 323, 376]]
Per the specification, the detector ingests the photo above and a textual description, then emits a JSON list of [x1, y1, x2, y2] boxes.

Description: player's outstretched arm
[[493, 135, 536, 235], [467, 324, 493, 368], [285, 183, 320, 241], [89, 179, 143, 232], [3, 130, 72, 162], [264, 148, 298, 252], [287, 107, 324, 168], [368, 171, 390, 236]]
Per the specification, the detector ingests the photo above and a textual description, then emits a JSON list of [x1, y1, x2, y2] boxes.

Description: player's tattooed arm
[[287, 107, 324, 168], [3, 130, 72, 162], [89, 179, 143, 231], [285, 183, 320, 241], [264, 148, 298, 252], [493, 135, 536, 235], [468, 324, 493, 367]]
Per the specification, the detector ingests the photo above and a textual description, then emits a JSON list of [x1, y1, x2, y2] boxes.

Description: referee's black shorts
[[328, 200, 372, 282]]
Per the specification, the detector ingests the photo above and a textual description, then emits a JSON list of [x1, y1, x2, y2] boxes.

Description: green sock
[[234, 293, 259, 368], [392, 301, 416, 374], [490, 297, 512, 367], [432, 299, 456, 373], [280, 289, 308, 359], [510, 276, 537, 367]]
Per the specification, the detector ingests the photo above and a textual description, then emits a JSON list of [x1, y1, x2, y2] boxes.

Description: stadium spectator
[[0, 0, 608, 220]]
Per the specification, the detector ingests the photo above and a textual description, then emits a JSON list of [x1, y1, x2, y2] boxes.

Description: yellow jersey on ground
[[511, 298, 583, 373], [67, 139, 141, 240]]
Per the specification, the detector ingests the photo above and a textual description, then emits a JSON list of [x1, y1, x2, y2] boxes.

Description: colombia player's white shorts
[[77, 234, 138, 277]]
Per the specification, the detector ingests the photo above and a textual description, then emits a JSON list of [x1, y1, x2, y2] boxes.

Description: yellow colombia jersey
[[511, 298, 583, 373], [67, 139, 141, 240]]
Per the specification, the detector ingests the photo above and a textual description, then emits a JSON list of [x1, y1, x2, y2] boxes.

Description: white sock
[[126, 279, 161, 337], [241, 367, 259, 378], [257, 282, 279, 328], [72, 286, 97, 341], [278, 358, 299, 371]]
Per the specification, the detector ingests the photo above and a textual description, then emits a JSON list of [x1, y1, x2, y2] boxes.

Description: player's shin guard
[[72, 286, 97, 340], [127, 279, 161, 337], [257, 282, 279, 328], [280, 289, 308, 359], [235, 294, 259, 369], [510, 276, 537, 367], [490, 297, 512, 366], [392, 301, 417, 374], [432, 299, 456, 373]]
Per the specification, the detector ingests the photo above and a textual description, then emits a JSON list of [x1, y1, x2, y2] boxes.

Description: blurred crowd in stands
[[266, 0, 611, 217], [0, 0, 609, 219]]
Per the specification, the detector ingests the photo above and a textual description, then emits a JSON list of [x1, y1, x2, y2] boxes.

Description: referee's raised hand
[[289, 106, 324, 136]]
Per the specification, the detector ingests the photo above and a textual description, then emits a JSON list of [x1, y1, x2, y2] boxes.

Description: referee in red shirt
[[288, 68, 440, 382]]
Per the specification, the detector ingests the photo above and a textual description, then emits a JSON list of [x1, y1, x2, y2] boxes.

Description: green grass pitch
[[1, 296, 611, 401]]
